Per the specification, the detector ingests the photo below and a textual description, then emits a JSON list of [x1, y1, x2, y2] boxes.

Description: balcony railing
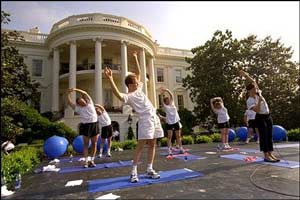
[[59, 63, 121, 75], [50, 13, 152, 39], [157, 47, 194, 58]]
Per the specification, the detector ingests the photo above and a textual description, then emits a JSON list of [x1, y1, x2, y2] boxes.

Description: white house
[[5, 13, 195, 141]]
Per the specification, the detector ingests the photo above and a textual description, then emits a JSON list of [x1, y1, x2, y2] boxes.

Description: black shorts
[[79, 122, 99, 137], [166, 122, 180, 131], [248, 119, 256, 129], [101, 124, 113, 138], [218, 121, 230, 129]]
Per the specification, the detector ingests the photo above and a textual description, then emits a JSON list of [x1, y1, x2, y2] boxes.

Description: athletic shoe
[[89, 161, 96, 167], [179, 149, 185, 154], [145, 169, 160, 179], [83, 163, 89, 168], [216, 144, 224, 151], [98, 153, 102, 158], [245, 138, 251, 144], [130, 173, 139, 183], [168, 148, 173, 156], [106, 152, 112, 157]]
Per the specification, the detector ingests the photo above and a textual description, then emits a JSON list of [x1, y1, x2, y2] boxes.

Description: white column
[[52, 47, 60, 112], [138, 48, 147, 96], [94, 38, 103, 104], [148, 56, 157, 108], [121, 40, 128, 93], [65, 41, 77, 117]]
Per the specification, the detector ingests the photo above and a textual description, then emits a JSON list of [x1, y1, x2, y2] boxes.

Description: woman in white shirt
[[66, 88, 99, 168], [159, 88, 184, 155], [95, 104, 113, 158], [239, 70, 279, 162], [210, 97, 232, 150]]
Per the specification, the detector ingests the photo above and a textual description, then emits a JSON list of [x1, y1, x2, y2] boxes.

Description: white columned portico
[[138, 48, 147, 96], [65, 41, 77, 117], [52, 47, 60, 111], [148, 56, 157, 108], [94, 37, 103, 104], [121, 40, 128, 93]]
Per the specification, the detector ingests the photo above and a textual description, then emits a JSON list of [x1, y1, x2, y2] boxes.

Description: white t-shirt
[[213, 106, 230, 123], [98, 110, 111, 127], [122, 82, 156, 119], [75, 99, 98, 123], [244, 109, 256, 121], [246, 95, 269, 115], [163, 101, 180, 125]]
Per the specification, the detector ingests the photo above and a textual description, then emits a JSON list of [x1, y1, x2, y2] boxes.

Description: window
[[157, 68, 164, 82], [175, 69, 182, 83], [104, 89, 113, 108], [32, 59, 43, 77], [177, 95, 184, 110], [158, 94, 164, 108], [103, 58, 113, 67]]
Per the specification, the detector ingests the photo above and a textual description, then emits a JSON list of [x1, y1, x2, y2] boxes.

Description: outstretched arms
[[133, 51, 141, 82], [94, 104, 105, 112], [239, 70, 257, 86], [104, 67, 125, 102], [66, 88, 76, 110], [160, 88, 174, 103], [73, 88, 92, 102]]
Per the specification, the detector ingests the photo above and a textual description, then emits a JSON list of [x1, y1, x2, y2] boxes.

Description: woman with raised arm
[[239, 70, 279, 162], [66, 88, 99, 168], [94, 104, 113, 158], [159, 87, 184, 155]]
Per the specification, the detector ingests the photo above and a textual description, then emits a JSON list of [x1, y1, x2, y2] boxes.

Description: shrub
[[1, 147, 43, 190], [127, 127, 134, 140], [160, 137, 168, 147], [122, 140, 137, 150], [287, 128, 300, 141], [210, 133, 221, 142], [181, 135, 194, 145], [1, 98, 77, 144], [195, 135, 213, 144], [111, 141, 123, 151], [178, 108, 197, 135]]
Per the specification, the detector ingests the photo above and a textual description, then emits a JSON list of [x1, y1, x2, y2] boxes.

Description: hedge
[[1, 147, 43, 190], [287, 128, 300, 141], [195, 135, 213, 144]]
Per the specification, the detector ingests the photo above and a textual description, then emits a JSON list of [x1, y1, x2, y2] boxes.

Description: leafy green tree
[[183, 30, 299, 129], [1, 11, 40, 107]]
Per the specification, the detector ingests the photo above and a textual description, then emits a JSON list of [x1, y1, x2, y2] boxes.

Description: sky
[[1, 1, 299, 62]]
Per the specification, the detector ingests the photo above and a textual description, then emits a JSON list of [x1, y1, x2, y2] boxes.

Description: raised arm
[[94, 104, 105, 112], [104, 67, 125, 102], [162, 88, 174, 102], [133, 51, 141, 82], [239, 70, 257, 85], [210, 98, 215, 110], [73, 88, 92, 102], [65, 88, 76, 110]]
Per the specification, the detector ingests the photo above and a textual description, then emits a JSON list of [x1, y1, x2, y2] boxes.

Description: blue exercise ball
[[228, 129, 236, 142], [72, 135, 91, 154], [272, 125, 287, 142], [43, 135, 68, 159], [236, 127, 248, 142], [61, 136, 69, 146], [97, 137, 108, 153]]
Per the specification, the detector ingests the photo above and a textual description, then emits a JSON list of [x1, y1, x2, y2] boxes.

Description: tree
[[183, 30, 299, 129], [1, 11, 40, 108]]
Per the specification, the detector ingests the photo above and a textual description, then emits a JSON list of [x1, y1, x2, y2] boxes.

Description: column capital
[[93, 37, 103, 42], [121, 40, 129, 45], [67, 40, 76, 45]]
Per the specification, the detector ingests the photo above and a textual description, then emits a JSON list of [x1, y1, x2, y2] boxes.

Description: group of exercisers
[[65, 51, 279, 183]]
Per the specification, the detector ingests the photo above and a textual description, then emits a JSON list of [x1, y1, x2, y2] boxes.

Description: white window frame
[[32, 59, 43, 77], [156, 68, 164, 83], [175, 69, 182, 83]]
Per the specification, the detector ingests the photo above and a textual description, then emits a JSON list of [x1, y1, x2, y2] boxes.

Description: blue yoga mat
[[274, 143, 299, 148], [88, 168, 203, 193], [238, 148, 260, 153], [167, 154, 207, 161], [59, 160, 133, 174], [220, 154, 300, 169]]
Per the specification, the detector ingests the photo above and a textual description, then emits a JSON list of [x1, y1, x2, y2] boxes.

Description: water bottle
[[15, 173, 21, 190], [69, 154, 73, 162]]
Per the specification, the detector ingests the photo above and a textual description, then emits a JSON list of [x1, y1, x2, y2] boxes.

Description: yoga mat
[[220, 154, 300, 169], [88, 168, 203, 193], [160, 147, 190, 151], [238, 148, 260, 153], [170, 154, 207, 161], [59, 160, 133, 174], [274, 143, 299, 148]]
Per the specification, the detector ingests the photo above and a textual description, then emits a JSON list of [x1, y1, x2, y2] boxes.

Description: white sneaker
[[145, 169, 160, 179], [107, 152, 112, 157], [130, 173, 139, 183], [168, 148, 173, 156], [98, 154, 102, 158], [245, 138, 251, 144]]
